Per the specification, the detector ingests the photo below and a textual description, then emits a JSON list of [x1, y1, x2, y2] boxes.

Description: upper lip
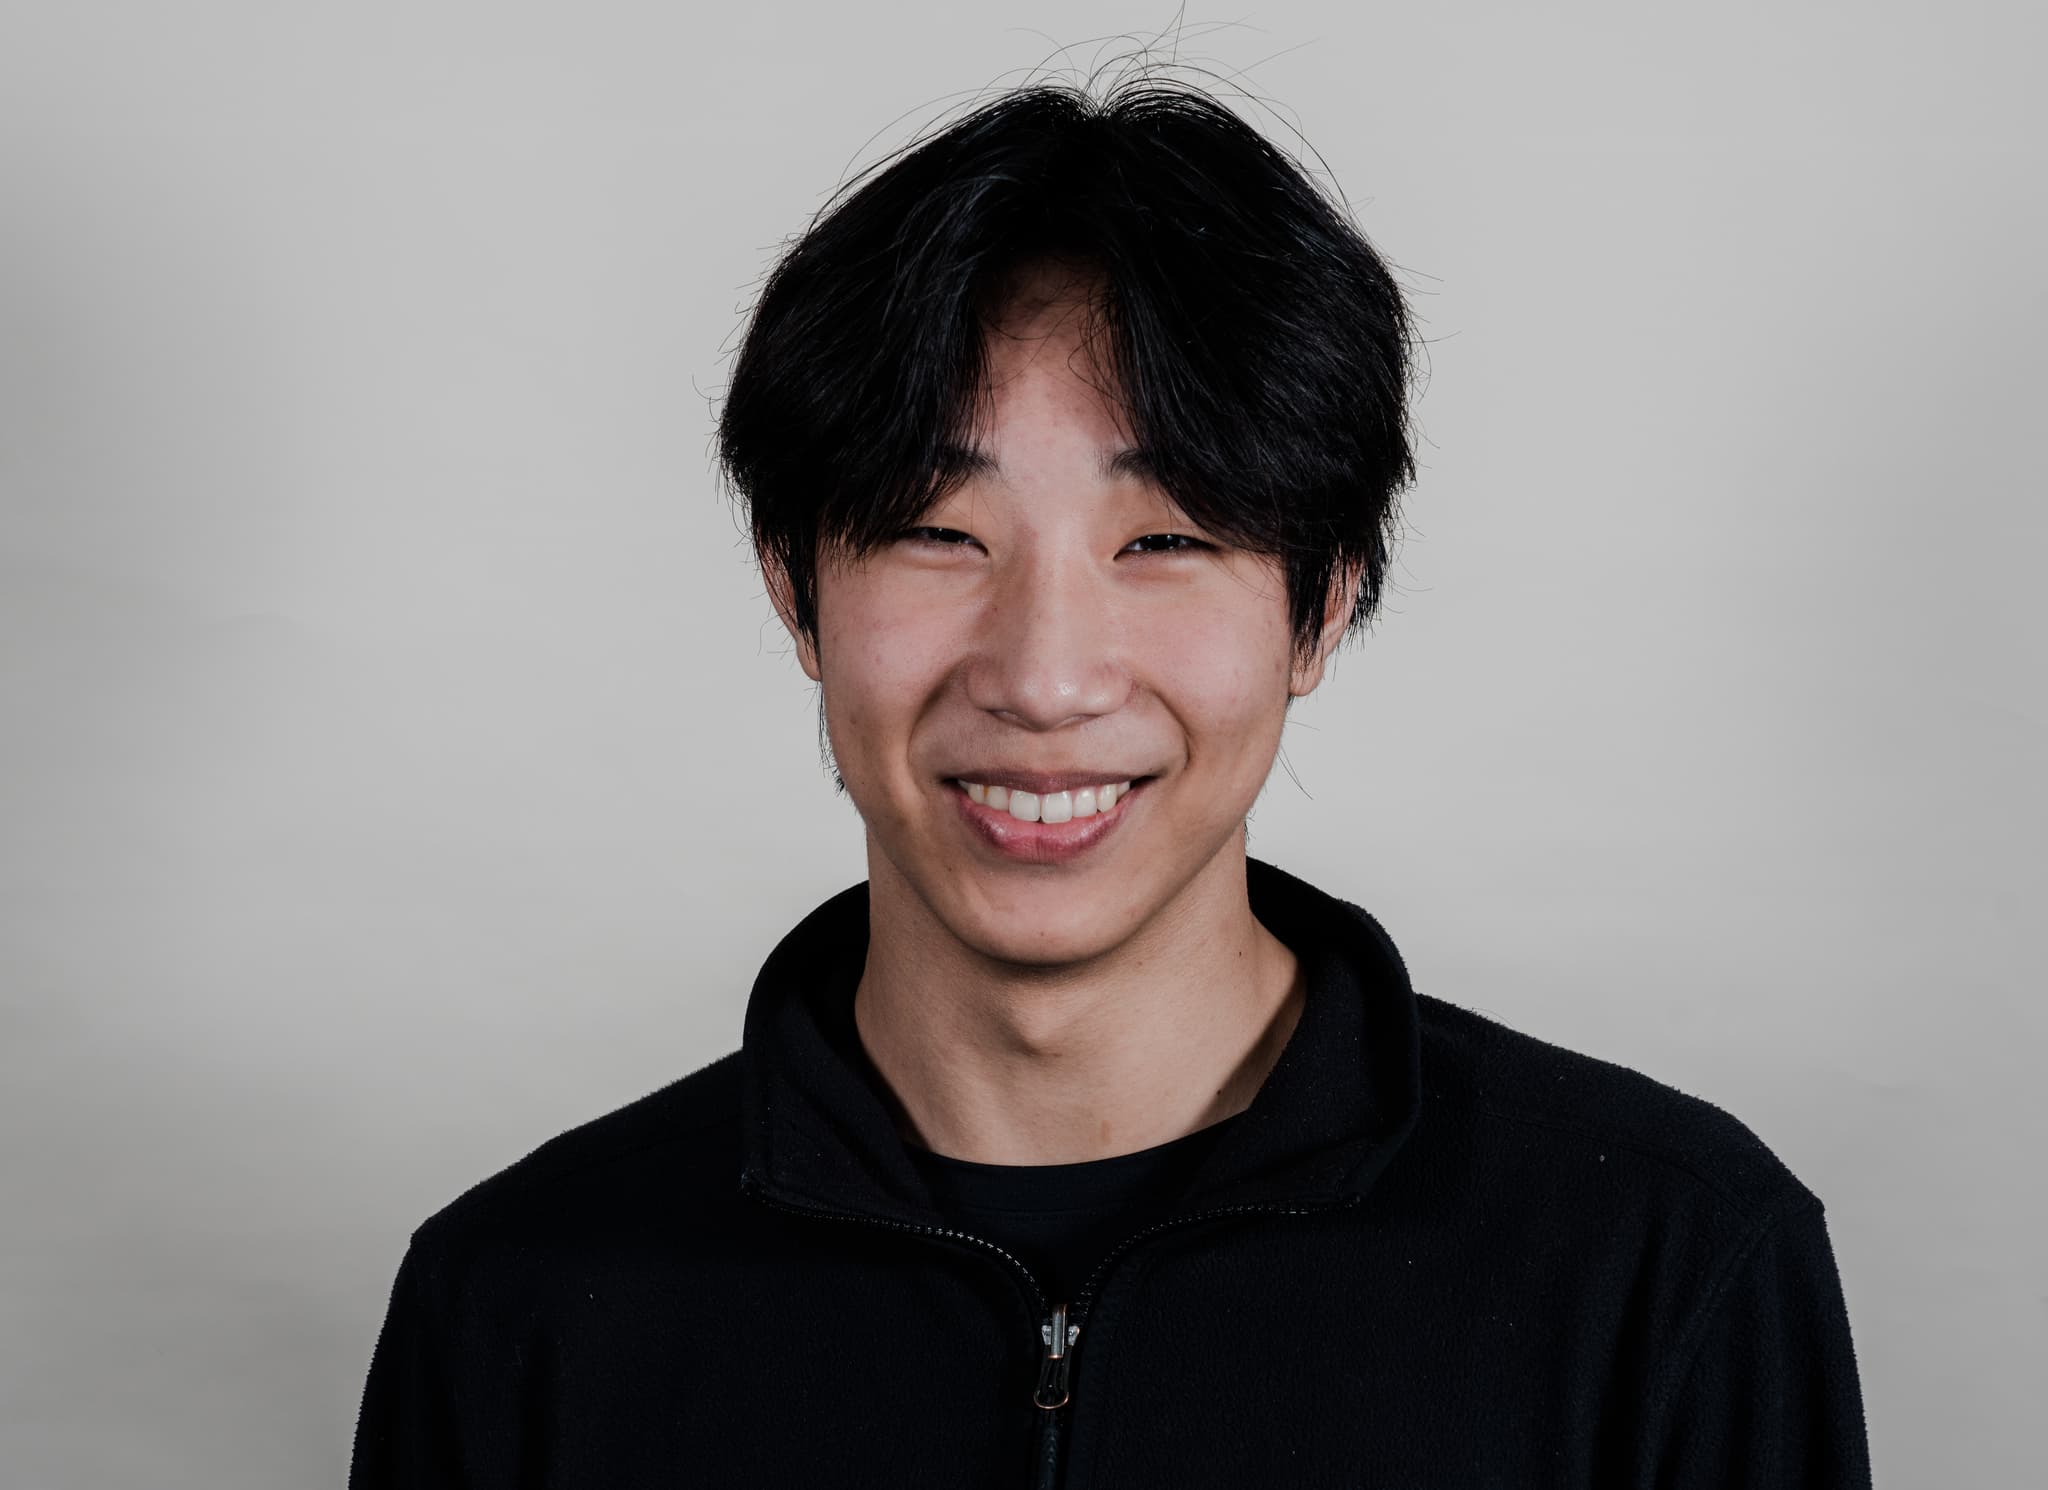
[[947, 769, 1149, 794]]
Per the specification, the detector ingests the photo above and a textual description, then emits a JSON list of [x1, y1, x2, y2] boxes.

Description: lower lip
[[948, 779, 1149, 865]]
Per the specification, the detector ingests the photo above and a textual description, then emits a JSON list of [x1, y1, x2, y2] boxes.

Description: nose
[[963, 544, 1131, 730]]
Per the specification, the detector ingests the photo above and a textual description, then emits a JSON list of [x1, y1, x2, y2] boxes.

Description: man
[[350, 78, 1872, 1488]]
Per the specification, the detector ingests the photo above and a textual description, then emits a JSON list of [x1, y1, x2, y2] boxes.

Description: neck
[[851, 838, 1306, 1165]]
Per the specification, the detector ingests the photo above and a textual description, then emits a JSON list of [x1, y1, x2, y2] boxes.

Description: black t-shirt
[[902, 1114, 1242, 1306]]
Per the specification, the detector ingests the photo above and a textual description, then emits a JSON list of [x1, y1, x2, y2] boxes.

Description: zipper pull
[[1034, 1302, 1079, 1409]]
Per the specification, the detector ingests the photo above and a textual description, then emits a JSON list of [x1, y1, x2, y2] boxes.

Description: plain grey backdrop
[[3, 2, 2040, 1484]]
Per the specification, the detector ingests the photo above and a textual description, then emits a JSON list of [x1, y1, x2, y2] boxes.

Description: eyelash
[[898, 526, 1210, 555]]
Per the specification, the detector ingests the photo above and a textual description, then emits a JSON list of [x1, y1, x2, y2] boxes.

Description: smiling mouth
[[944, 775, 1154, 865], [948, 777, 1143, 823]]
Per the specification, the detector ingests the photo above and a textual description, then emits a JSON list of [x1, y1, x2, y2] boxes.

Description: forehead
[[974, 262, 1132, 451]]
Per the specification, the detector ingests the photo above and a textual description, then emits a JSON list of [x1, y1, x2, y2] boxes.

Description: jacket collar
[[738, 856, 1422, 1226]]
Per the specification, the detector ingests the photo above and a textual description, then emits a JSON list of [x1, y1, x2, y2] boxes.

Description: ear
[[762, 551, 823, 683], [1287, 559, 1363, 699]]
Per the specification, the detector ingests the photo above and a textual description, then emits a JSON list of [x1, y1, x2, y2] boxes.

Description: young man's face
[[774, 265, 1349, 969]]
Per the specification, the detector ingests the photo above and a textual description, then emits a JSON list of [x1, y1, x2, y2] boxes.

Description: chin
[[957, 916, 1128, 971], [921, 874, 1141, 970]]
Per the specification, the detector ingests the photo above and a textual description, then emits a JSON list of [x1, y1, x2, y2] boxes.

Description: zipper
[[1024, 1194, 1359, 1489], [742, 1175, 1073, 1486], [1031, 1302, 1078, 1489], [742, 1172, 1359, 1488]]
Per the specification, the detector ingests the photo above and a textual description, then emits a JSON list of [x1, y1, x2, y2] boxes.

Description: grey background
[[2, 2, 2040, 1484]]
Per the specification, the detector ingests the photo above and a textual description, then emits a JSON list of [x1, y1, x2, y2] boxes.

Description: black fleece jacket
[[349, 857, 1873, 1488]]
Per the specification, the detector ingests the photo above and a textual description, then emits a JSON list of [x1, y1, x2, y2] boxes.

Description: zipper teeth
[[745, 1171, 1359, 1485], [743, 1173, 1360, 1334], [740, 1177, 1053, 1316]]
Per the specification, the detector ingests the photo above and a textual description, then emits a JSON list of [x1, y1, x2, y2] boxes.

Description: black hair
[[715, 73, 1417, 674]]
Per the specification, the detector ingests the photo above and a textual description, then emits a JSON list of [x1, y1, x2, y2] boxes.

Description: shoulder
[[1412, 992, 1821, 1223], [407, 1048, 744, 1262]]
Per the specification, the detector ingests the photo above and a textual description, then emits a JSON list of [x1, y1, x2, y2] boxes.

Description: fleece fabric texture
[[349, 857, 1873, 1489]]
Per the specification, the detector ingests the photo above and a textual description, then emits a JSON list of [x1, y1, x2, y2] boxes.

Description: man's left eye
[[1124, 533, 1209, 554]]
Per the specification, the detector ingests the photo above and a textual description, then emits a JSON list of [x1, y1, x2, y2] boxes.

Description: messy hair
[[715, 74, 1418, 673]]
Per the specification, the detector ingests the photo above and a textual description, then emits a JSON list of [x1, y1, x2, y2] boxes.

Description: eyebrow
[[936, 441, 1158, 484]]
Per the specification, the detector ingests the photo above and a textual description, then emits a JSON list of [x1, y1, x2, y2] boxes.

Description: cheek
[[1130, 596, 1293, 743], [818, 582, 962, 738]]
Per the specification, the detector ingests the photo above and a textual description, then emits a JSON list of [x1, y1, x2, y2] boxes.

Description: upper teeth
[[962, 780, 1134, 823]]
